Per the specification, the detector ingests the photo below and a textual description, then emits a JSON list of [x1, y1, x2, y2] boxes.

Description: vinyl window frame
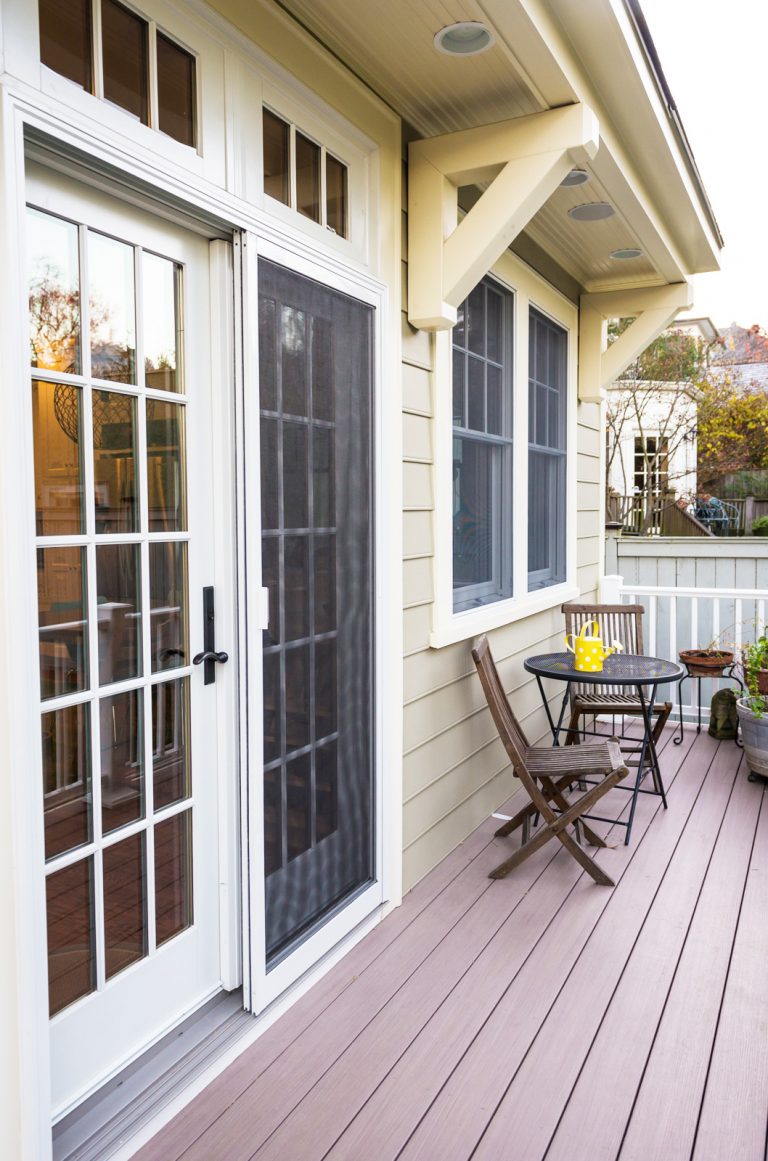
[[451, 276, 514, 612], [430, 249, 579, 649]]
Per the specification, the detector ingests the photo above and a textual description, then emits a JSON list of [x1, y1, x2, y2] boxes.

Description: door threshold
[[52, 990, 249, 1161]]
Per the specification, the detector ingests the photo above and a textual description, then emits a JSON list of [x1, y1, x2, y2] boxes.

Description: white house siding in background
[[607, 381, 698, 499]]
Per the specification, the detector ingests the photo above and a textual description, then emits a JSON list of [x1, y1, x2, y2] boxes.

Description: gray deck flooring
[[137, 725, 768, 1161]]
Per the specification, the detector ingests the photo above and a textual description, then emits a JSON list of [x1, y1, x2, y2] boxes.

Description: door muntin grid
[[259, 260, 374, 964], [29, 204, 194, 1017]]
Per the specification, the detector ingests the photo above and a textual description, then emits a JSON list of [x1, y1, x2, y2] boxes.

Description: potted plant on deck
[[737, 633, 768, 782], [678, 642, 735, 677]]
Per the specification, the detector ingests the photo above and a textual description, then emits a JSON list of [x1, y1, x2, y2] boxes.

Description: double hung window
[[528, 308, 567, 590], [451, 278, 513, 612]]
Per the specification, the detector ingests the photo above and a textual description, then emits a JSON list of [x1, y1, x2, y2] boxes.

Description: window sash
[[528, 309, 567, 591], [451, 277, 513, 611]]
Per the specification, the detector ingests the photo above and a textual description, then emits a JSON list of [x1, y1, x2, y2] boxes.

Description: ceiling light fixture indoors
[[568, 202, 616, 221], [610, 247, 644, 260], [433, 22, 495, 56], [560, 168, 590, 187]]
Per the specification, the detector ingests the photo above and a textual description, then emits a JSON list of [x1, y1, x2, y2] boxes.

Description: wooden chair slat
[[471, 636, 629, 886], [562, 602, 672, 744]]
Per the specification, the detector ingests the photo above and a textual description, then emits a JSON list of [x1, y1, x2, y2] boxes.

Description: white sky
[[640, 0, 768, 331]]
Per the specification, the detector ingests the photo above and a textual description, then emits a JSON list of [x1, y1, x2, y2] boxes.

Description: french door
[[257, 258, 376, 968], [26, 165, 228, 1115]]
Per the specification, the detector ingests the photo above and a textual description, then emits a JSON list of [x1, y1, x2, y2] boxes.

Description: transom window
[[263, 108, 349, 239], [528, 308, 567, 590], [452, 277, 513, 611], [39, 0, 197, 148]]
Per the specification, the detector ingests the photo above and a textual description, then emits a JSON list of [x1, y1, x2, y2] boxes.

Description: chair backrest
[[471, 635, 530, 775], [562, 601, 646, 697]]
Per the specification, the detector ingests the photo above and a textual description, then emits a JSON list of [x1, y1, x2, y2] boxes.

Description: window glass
[[452, 278, 513, 611], [39, 0, 92, 90], [102, 0, 149, 124], [263, 111, 290, 206], [296, 132, 321, 224], [326, 154, 348, 238], [528, 308, 567, 590], [157, 33, 196, 147]]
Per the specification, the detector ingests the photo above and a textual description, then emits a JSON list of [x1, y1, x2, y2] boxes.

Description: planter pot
[[679, 649, 734, 678], [757, 669, 768, 696], [737, 699, 768, 782]]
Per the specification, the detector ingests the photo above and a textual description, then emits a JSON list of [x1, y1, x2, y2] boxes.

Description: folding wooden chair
[[561, 603, 673, 746], [472, 635, 629, 886]]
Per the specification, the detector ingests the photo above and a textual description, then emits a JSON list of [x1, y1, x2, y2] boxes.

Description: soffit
[[267, 0, 718, 289]]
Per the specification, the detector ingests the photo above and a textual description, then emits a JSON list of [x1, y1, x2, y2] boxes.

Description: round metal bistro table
[[523, 652, 685, 845]]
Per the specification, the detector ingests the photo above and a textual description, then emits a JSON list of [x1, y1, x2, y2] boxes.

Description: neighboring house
[[713, 322, 768, 389], [0, 1, 721, 1157], [605, 317, 717, 504], [606, 379, 700, 500]]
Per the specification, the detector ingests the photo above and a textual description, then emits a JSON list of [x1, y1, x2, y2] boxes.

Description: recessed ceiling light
[[560, 168, 590, 187], [610, 247, 644, 260], [568, 202, 616, 221], [433, 22, 495, 56]]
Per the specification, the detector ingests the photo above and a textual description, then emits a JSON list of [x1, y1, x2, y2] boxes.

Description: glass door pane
[[259, 260, 374, 964], [28, 204, 197, 1012]]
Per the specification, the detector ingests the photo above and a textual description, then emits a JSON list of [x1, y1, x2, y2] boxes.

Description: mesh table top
[[524, 652, 685, 686]]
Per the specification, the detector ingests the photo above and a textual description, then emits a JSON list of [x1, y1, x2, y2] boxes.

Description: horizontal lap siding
[[400, 173, 601, 891]]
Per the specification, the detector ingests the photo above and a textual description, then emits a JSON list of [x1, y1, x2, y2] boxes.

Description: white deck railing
[[602, 574, 767, 725]]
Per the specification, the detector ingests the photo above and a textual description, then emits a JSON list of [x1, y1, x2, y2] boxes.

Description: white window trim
[[430, 249, 579, 649]]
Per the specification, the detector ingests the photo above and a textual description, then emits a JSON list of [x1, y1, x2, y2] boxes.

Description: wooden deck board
[[693, 794, 768, 1160], [619, 747, 758, 1160], [525, 735, 743, 1161], [134, 795, 519, 1161], [402, 730, 709, 1161], [137, 729, 768, 1161]]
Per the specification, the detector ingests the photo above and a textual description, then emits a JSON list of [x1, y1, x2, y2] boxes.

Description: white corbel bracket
[[578, 282, 693, 403], [407, 104, 600, 330]]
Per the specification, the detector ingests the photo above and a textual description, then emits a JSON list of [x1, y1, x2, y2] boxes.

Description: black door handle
[[195, 587, 228, 685], [193, 650, 229, 666]]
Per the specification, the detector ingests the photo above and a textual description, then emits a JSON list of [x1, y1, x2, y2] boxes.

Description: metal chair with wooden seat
[[561, 602, 673, 748], [472, 635, 629, 886]]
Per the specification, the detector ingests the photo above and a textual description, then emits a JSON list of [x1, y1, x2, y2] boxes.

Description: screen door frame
[[241, 232, 393, 1012]]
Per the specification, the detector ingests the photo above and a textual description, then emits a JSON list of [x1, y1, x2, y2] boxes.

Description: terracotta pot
[[679, 649, 735, 678], [757, 669, 768, 696]]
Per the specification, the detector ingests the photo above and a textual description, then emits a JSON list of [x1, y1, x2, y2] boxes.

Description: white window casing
[[431, 248, 579, 648]]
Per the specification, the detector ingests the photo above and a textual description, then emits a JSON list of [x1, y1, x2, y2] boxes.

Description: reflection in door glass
[[28, 208, 81, 375], [32, 380, 85, 536], [38, 546, 89, 699], [89, 231, 137, 382], [150, 542, 188, 672], [155, 809, 193, 946], [93, 390, 139, 533], [147, 400, 187, 531], [152, 677, 191, 808], [101, 689, 144, 834], [96, 543, 142, 684], [47, 857, 95, 1015], [143, 252, 181, 392], [104, 833, 147, 979], [42, 702, 92, 860]]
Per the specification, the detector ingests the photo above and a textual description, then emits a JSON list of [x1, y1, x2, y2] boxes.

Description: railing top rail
[[618, 584, 768, 600]]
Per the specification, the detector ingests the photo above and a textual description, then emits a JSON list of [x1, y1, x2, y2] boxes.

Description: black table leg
[[535, 674, 572, 746], [623, 682, 667, 846], [674, 671, 687, 745]]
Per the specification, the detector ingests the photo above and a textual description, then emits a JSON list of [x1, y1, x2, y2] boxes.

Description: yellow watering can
[[564, 621, 623, 672]]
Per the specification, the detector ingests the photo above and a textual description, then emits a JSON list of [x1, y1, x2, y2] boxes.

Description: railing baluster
[[691, 597, 698, 652], [759, 599, 766, 637]]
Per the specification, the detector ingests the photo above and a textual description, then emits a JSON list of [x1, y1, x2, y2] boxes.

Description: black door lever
[[193, 587, 228, 684]]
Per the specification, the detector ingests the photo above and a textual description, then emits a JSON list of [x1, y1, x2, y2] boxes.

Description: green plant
[[741, 633, 768, 717], [751, 515, 768, 536]]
